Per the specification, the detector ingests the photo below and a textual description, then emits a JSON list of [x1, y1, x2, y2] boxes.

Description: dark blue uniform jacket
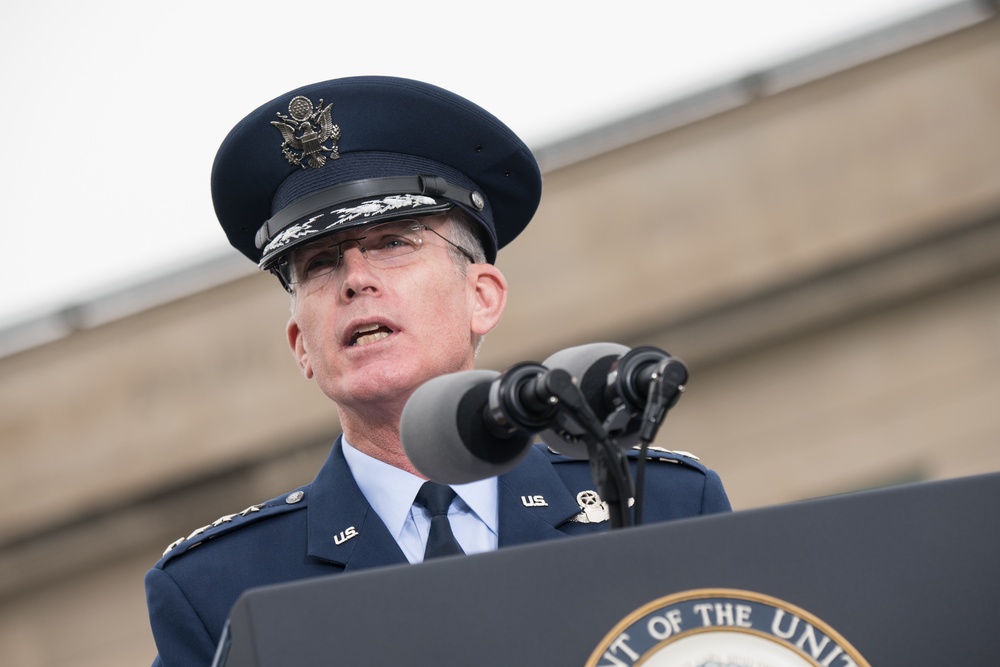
[[145, 440, 730, 666]]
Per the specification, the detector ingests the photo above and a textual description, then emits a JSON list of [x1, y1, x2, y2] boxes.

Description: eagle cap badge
[[271, 95, 341, 169]]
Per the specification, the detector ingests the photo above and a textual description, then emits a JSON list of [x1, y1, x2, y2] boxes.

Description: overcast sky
[[0, 0, 957, 328]]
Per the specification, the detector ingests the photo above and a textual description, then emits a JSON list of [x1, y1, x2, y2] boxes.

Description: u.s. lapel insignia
[[271, 95, 341, 169], [333, 526, 359, 546], [570, 490, 635, 524], [521, 494, 548, 507]]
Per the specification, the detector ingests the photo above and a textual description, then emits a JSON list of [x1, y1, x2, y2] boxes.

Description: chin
[[329, 364, 426, 406]]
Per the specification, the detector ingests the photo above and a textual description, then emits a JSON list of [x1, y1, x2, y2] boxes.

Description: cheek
[[429, 280, 474, 326], [293, 304, 334, 361], [408, 281, 475, 351]]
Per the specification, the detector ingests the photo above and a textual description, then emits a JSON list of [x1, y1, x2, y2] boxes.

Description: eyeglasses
[[277, 218, 476, 286]]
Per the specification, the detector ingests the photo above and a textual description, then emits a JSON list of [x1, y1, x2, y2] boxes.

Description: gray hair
[[439, 210, 491, 356], [442, 209, 488, 268]]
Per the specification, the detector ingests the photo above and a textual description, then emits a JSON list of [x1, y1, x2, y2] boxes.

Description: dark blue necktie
[[414, 481, 465, 560]]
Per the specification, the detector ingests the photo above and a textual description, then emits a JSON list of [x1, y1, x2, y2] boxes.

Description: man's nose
[[337, 241, 380, 298], [338, 241, 368, 268]]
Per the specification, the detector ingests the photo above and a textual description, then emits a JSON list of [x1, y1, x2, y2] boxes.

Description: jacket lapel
[[306, 440, 407, 572], [497, 446, 583, 547]]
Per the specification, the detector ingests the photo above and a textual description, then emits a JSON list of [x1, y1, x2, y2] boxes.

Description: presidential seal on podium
[[586, 589, 870, 667]]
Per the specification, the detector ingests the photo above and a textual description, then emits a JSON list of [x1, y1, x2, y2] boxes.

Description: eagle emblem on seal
[[271, 95, 341, 168]]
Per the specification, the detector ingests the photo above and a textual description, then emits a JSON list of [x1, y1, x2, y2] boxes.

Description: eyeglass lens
[[287, 220, 425, 284]]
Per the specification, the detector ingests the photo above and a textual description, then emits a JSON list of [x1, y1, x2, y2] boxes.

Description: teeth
[[354, 330, 389, 346], [351, 323, 390, 347]]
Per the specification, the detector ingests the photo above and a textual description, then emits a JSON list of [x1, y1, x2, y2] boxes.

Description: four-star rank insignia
[[271, 95, 341, 169]]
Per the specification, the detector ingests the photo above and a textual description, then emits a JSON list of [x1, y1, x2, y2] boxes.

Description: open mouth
[[349, 323, 393, 347]]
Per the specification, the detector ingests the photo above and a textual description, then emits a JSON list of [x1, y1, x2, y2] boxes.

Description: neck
[[337, 404, 425, 478]]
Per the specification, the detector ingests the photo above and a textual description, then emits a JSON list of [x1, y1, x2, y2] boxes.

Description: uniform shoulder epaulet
[[638, 445, 709, 472], [156, 487, 309, 566], [542, 443, 709, 472], [640, 445, 700, 461]]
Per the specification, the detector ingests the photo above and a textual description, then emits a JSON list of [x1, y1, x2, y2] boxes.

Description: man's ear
[[286, 317, 314, 379], [469, 264, 508, 336]]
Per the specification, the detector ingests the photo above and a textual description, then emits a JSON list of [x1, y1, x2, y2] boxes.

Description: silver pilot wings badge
[[570, 490, 634, 524]]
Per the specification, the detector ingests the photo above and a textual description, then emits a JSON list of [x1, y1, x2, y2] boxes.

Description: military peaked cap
[[211, 76, 542, 278]]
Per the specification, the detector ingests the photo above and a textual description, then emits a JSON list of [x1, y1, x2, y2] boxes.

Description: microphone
[[401, 364, 583, 483], [539, 343, 688, 458]]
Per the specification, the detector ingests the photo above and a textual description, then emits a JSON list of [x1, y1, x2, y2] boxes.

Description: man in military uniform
[[144, 76, 731, 666]]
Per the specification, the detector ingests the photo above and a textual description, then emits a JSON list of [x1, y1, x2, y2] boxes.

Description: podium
[[214, 472, 1000, 665]]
